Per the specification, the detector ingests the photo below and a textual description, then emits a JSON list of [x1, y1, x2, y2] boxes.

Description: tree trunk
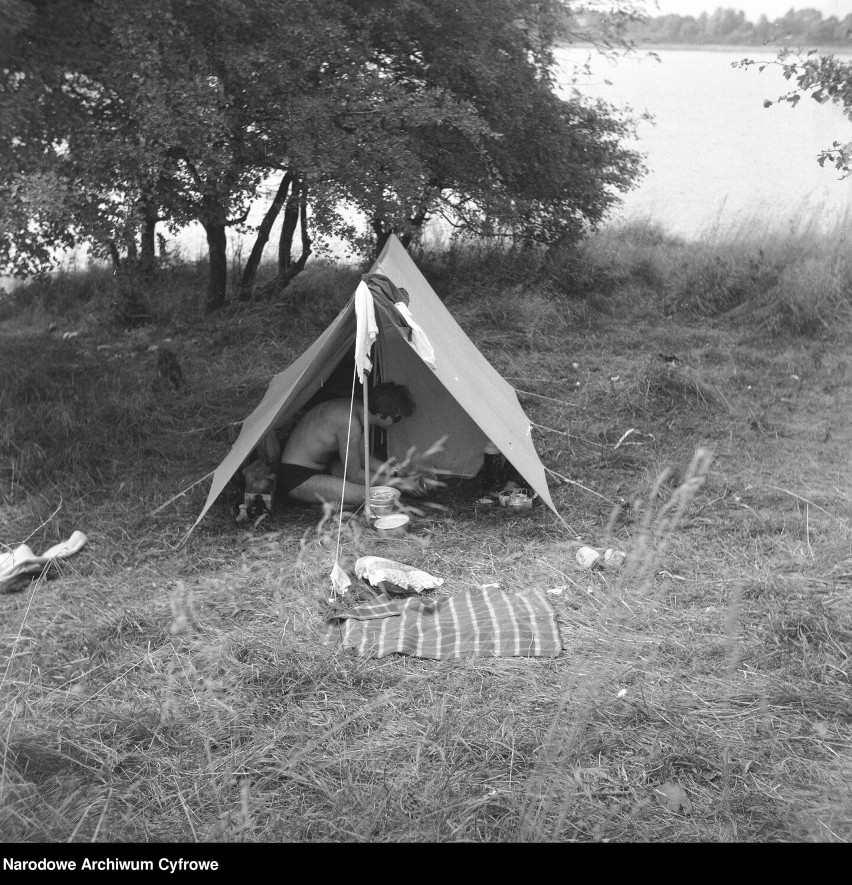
[[107, 240, 121, 272], [139, 202, 158, 280], [372, 219, 391, 258], [126, 230, 138, 265], [400, 207, 429, 249], [275, 184, 312, 290], [278, 177, 302, 274], [203, 220, 228, 312], [239, 171, 293, 301], [372, 206, 428, 255]]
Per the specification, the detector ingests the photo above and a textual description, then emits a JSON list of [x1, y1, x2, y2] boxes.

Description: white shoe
[[0, 544, 41, 578], [0, 532, 88, 593], [0, 544, 46, 593], [42, 531, 88, 561]]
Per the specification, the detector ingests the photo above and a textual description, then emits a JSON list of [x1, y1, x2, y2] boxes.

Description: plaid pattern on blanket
[[324, 588, 561, 659]]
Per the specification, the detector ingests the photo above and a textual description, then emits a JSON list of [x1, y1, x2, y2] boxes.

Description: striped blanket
[[324, 588, 561, 659]]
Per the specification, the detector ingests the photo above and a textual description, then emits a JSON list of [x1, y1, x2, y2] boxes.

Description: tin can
[[482, 441, 504, 491]]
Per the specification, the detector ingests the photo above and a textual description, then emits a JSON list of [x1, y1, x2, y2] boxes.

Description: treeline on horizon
[[616, 6, 852, 46]]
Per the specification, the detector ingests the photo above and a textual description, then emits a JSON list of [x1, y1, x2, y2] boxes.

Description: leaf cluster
[[736, 49, 852, 177]]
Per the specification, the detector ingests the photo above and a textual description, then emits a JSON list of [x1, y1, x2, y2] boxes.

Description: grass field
[[1, 226, 851, 842]]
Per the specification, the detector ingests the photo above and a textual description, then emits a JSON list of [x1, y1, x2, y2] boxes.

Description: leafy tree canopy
[[1, 0, 646, 308]]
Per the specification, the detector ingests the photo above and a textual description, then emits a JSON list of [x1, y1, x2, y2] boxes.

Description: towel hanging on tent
[[362, 273, 436, 370], [354, 280, 378, 382], [393, 302, 436, 369]]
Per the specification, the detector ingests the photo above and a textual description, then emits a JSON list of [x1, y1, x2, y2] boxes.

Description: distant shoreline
[[564, 41, 852, 55]]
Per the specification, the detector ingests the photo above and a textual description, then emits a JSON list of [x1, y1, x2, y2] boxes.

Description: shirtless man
[[277, 382, 416, 506]]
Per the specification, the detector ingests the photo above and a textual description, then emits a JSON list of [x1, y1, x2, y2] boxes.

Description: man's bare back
[[281, 399, 364, 477]]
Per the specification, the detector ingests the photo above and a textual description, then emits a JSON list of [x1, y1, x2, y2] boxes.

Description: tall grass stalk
[[518, 448, 715, 841]]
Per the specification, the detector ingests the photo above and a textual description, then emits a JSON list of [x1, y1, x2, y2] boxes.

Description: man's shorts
[[277, 462, 329, 498]]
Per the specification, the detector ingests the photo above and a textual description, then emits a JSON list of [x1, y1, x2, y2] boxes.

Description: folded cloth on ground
[[324, 587, 561, 659], [330, 593, 401, 622], [0, 531, 88, 593], [354, 557, 443, 594]]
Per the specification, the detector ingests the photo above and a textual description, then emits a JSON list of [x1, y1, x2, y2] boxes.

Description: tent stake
[[363, 379, 372, 521]]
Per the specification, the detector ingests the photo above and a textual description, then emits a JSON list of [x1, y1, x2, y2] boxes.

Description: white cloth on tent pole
[[394, 302, 437, 370], [354, 280, 377, 383]]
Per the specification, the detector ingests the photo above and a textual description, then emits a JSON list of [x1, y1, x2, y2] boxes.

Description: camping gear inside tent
[[191, 234, 557, 531]]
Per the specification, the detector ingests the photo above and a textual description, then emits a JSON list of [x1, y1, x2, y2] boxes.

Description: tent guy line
[[512, 388, 579, 408]]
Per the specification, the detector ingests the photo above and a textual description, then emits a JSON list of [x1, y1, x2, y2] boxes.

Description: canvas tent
[[192, 234, 557, 530]]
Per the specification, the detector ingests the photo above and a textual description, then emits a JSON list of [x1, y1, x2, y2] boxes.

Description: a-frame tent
[[192, 234, 557, 530]]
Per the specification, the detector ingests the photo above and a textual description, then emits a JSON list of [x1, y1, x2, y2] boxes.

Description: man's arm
[[334, 409, 398, 486], [367, 453, 398, 482], [338, 412, 368, 483]]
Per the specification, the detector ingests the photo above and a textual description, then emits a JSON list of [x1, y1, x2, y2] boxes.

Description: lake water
[[556, 45, 852, 240]]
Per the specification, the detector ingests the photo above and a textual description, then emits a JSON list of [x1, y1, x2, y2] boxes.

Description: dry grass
[[1, 231, 851, 843]]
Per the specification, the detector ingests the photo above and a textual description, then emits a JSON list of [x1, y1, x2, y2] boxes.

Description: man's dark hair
[[370, 382, 416, 418]]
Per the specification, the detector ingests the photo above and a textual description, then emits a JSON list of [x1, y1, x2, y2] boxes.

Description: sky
[[649, 0, 852, 19]]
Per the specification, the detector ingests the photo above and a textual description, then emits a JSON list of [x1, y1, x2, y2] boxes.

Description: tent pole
[[363, 379, 372, 521]]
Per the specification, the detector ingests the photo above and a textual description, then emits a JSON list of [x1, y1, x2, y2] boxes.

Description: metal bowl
[[373, 514, 410, 537]]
